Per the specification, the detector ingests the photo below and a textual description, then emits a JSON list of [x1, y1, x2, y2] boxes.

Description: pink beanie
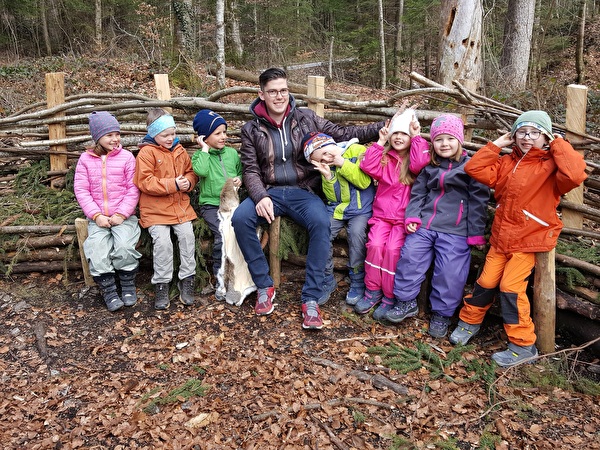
[[430, 114, 464, 144]]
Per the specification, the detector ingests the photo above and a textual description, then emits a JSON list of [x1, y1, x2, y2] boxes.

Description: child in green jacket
[[191, 109, 243, 300]]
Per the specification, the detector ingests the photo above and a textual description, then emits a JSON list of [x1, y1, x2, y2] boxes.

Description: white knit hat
[[389, 109, 418, 136]]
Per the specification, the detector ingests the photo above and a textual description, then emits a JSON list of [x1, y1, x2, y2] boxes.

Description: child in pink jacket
[[74, 111, 141, 312], [356, 108, 430, 320]]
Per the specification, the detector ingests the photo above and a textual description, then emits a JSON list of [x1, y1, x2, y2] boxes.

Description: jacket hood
[[137, 134, 181, 150]]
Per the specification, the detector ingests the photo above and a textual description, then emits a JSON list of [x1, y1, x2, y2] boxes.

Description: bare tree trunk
[[438, 0, 483, 88], [216, 0, 226, 88], [576, 0, 587, 83], [378, 0, 387, 89], [39, 0, 52, 56], [229, 0, 244, 61], [500, 0, 536, 89], [328, 35, 334, 80], [95, 0, 102, 48], [393, 0, 404, 80]]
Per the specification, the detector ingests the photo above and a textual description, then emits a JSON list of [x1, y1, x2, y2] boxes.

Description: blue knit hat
[[193, 109, 227, 137], [89, 111, 120, 142]]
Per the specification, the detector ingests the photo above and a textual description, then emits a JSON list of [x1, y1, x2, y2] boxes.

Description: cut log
[[556, 289, 600, 320], [555, 253, 600, 277], [0, 225, 75, 234], [4, 260, 82, 274], [2, 234, 74, 252], [1, 247, 68, 263]]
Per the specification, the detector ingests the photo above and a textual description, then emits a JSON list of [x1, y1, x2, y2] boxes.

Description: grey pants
[[148, 222, 196, 284], [84, 215, 142, 277]]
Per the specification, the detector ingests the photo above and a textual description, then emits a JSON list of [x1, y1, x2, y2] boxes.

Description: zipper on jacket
[[455, 199, 464, 225], [426, 162, 451, 229], [522, 209, 549, 227], [101, 155, 109, 215]]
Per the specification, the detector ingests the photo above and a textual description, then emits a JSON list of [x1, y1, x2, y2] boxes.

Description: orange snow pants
[[458, 246, 536, 347]]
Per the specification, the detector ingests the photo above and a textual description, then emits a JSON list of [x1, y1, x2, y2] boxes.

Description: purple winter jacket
[[74, 146, 139, 220]]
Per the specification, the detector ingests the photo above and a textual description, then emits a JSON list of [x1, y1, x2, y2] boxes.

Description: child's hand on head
[[493, 132, 514, 149], [409, 119, 421, 137], [311, 160, 332, 180], [197, 135, 210, 152]]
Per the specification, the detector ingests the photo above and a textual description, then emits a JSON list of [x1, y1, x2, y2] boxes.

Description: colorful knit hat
[[192, 109, 227, 137], [88, 111, 120, 142], [430, 114, 464, 144], [389, 109, 417, 136], [302, 132, 337, 162], [510, 110, 554, 140]]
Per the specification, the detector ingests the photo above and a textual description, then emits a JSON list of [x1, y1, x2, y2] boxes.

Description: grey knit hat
[[511, 110, 554, 140]]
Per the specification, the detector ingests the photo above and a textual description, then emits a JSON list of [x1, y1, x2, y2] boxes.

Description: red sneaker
[[301, 301, 323, 330], [255, 286, 275, 315]]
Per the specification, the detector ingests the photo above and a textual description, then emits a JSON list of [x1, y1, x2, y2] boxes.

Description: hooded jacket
[[240, 94, 384, 204], [74, 146, 139, 220], [134, 137, 198, 228], [321, 142, 375, 220], [405, 151, 489, 244], [191, 145, 243, 207], [465, 137, 587, 253], [360, 136, 430, 222]]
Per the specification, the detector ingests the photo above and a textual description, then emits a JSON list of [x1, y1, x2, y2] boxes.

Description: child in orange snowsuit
[[449, 110, 587, 367]]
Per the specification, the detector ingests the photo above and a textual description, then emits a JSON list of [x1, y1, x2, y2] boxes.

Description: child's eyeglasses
[[515, 130, 541, 139], [264, 88, 290, 98]]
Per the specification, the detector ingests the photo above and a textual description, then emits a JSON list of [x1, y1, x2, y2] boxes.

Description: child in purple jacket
[[74, 111, 141, 312], [384, 114, 489, 338]]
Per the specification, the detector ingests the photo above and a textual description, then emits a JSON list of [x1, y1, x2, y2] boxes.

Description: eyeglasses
[[263, 88, 290, 98], [515, 129, 542, 140]]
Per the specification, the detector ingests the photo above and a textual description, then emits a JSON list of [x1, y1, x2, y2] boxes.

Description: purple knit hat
[[89, 111, 120, 142], [430, 114, 464, 144]]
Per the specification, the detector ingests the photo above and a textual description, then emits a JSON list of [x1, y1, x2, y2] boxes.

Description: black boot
[[94, 273, 124, 312], [154, 283, 170, 310], [117, 269, 138, 307], [178, 276, 195, 306]]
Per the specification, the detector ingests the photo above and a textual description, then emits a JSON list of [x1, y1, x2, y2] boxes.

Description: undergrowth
[[137, 378, 210, 414]]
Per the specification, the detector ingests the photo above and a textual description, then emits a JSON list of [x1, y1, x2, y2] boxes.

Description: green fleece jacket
[[191, 145, 243, 206]]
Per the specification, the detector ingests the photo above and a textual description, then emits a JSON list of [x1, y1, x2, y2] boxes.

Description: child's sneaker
[[449, 320, 481, 345], [255, 286, 275, 315], [178, 276, 195, 306], [428, 313, 451, 338], [384, 299, 418, 323], [301, 301, 323, 330], [154, 283, 170, 310], [317, 273, 337, 305], [354, 289, 383, 314], [492, 343, 538, 368], [372, 296, 395, 321]]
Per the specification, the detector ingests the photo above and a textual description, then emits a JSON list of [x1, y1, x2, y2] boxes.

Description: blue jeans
[[232, 187, 331, 303]]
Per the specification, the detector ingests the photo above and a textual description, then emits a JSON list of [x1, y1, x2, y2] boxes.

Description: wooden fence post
[[75, 218, 95, 287], [563, 84, 587, 229], [45, 72, 67, 189], [533, 249, 556, 354], [307, 76, 325, 116], [154, 74, 172, 113]]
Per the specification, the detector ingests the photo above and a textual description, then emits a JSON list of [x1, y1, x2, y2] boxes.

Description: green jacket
[[192, 146, 243, 206], [321, 143, 374, 220]]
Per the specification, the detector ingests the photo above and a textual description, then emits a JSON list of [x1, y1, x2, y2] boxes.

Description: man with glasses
[[232, 67, 384, 329]]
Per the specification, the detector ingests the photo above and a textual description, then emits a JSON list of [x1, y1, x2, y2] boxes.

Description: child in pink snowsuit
[[356, 109, 430, 320]]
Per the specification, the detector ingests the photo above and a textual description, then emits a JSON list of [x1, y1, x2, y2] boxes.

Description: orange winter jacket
[[465, 137, 587, 253], [134, 140, 199, 228]]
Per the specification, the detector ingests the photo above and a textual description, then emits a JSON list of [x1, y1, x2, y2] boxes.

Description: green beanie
[[510, 110, 554, 140]]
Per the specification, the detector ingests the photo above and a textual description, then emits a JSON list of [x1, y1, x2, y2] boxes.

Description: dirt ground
[[1, 262, 599, 450]]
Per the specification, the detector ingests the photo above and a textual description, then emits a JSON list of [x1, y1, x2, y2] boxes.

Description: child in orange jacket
[[449, 110, 587, 367]]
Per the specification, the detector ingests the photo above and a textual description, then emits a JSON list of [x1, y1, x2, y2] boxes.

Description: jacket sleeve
[[404, 169, 430, 229], [336, 145, 372, 189], [549, 137, 588, 195], [359, 143, 385, 181], [116, 152, 140, 218], [240, 123, 269, 204], [191, 149, 210, 178], [134, 147, 178, 195], [310, 110, 384, 144], [464, 142, 502, 188], [74, 155, 102, 220], [466, 176, 490, 246], [408, 135, 431, 174], [181, 152, 199, 191]]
